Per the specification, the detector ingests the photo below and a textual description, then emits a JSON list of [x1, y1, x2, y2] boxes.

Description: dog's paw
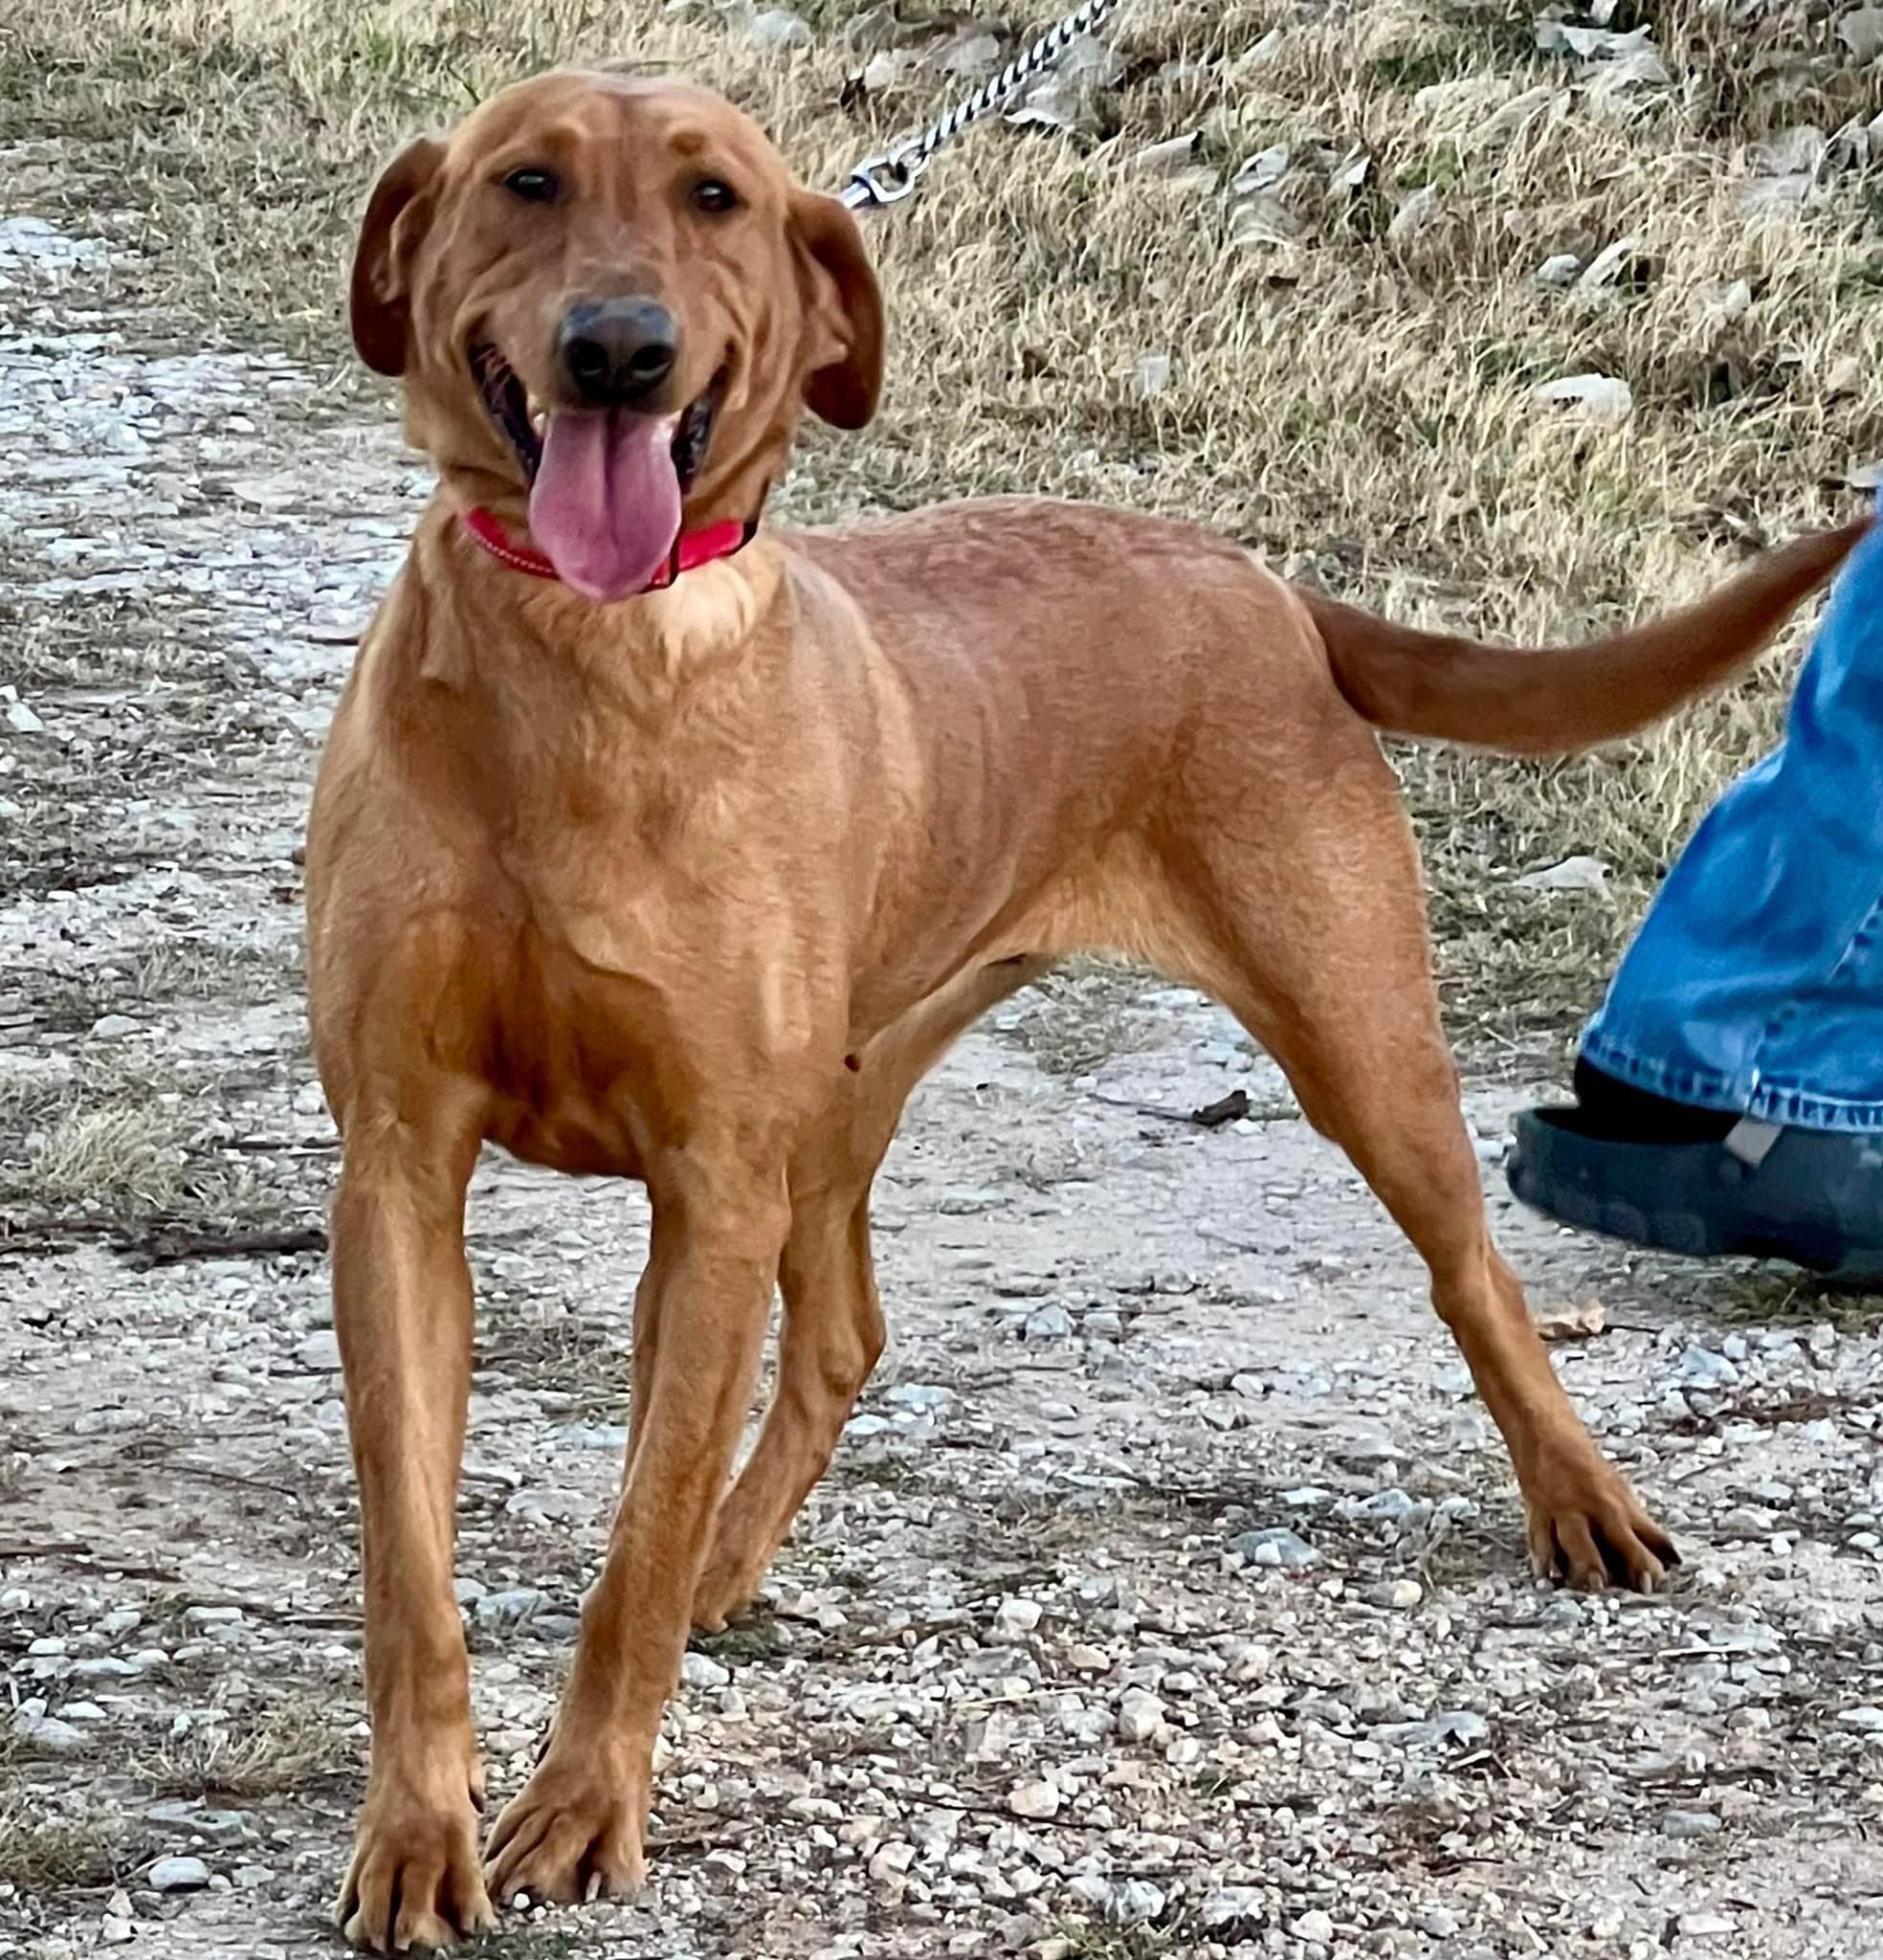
[[690, 1551, 763, 1636], [1523, 1445, 1678, 1592], [338, 1764, 493, 1952], [484, 1753, 648, 1907]]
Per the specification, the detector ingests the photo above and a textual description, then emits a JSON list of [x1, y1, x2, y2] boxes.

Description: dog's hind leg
[[1154, 718, 1676, 1591], [689, 1179, 881, 1633], [691, 956, 1049, 1632]]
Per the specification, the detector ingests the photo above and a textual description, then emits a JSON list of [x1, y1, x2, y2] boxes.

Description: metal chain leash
[[839, 0, 1124, 211]]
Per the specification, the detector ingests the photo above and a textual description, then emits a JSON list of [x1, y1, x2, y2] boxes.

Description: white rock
[[13, 1709, 86, 1753], [1203, 1885, 1267, 1931], [1231, 143, 1291, 193], [1677, 1346, 1740, 1390], [996, 1596, 1043, 1637], [1577, 235, 1642, 290], [682, 1651, 731, 1691], [1292, 1906, 1336, 1943], [1531, 373, 1633, 421], [297, 1329, 342, 1370], [1387, 186, 1436, 241], [746, 9, 810, 47], [1007, 1778, 1061, 1819], [1114, 1878, 1166, 1926], [1515, 854, 1610, 892], [1117, 1686, 1166, 1742], [473, 1587, 544, 1626], [938, 1188, 1002, 1215], [1839, 8, 1883, 59], [868, 1841, 915, 1883], [883, 1382, 953, 1413], [149, 1856, 212, 1891], [1231, 1526, 1318, 1569], [1132, 134, 1203, 175]]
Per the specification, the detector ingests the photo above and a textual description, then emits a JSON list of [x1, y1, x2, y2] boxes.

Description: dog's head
[[349, 70, 882, 601]]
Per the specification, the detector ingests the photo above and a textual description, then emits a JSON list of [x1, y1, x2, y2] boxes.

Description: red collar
[[459, 505, 757, 593]]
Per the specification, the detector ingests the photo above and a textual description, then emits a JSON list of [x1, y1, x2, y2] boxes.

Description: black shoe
[[1507, 1064, 1883, 1284]]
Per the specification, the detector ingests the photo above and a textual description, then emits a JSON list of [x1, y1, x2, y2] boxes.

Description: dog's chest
[[471, 879, 820, 1179], [477, 947, 652, 1179]]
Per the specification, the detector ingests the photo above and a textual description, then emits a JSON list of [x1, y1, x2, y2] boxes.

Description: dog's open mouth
[[470, 342, 727, 602], [472, 342, 543, 480]]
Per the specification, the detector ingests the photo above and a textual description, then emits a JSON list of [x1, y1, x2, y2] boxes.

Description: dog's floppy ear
[[789, 191, 884, 430], [349, 137, 444, 378]]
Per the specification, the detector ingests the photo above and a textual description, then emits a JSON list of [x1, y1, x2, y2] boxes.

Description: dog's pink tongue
[[528, 411, 681, 602]]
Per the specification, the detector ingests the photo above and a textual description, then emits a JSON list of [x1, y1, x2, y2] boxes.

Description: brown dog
[[306, 66, 1869, 1951]]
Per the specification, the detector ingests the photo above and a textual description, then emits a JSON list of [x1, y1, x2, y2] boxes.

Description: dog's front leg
[[484, 1141, 786, 1904], [332, 1110, 493, 1953]]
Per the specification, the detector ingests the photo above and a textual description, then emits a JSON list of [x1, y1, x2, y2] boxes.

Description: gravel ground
[[4, 161, 1883, 1960]]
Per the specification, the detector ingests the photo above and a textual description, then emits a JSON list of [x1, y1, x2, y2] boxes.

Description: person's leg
[[1509, 494, 1883, 1277]]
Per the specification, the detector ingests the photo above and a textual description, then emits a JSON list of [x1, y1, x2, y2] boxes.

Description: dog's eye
[[691, 178, 740, 215], [503, 167, 561, 204]]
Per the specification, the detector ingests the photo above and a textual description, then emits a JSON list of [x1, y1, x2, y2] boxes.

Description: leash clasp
[[840, 143, 924, 212], [832, 0, 1122, 212]]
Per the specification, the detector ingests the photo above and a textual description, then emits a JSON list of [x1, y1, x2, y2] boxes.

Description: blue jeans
[[1581, 491, 1883, 1136]]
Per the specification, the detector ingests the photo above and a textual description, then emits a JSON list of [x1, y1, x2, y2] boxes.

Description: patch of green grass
[[1371, 3, 1543, 89], [1707, 1272, 1883, 1331], [690, 1610, 788, 1665], [464, 1933, 585, 1960], [1839, 254, 1883, 298], [838, 1452, 925, 1492], [1052, 1921, 1188, 1959], [1610, 1261, 1883, 1331]]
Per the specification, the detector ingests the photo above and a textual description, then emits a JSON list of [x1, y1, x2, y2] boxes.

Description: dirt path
[[4, 180, 1882, 1960]]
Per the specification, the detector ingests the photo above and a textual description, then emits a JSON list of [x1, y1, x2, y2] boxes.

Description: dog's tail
[[1305, 516, 1872, 755]]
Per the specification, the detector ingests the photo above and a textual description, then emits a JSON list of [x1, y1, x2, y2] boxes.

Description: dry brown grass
[[0, 1793, 126, 1891], [2, 0, 1878, 1049], [24, 1104, 187, 1208], [130, 1696, 352, 1800], [1009, 956, 1156, 1075]]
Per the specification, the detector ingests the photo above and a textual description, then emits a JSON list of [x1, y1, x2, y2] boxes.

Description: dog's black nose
[[559, 300, 678, 408]]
